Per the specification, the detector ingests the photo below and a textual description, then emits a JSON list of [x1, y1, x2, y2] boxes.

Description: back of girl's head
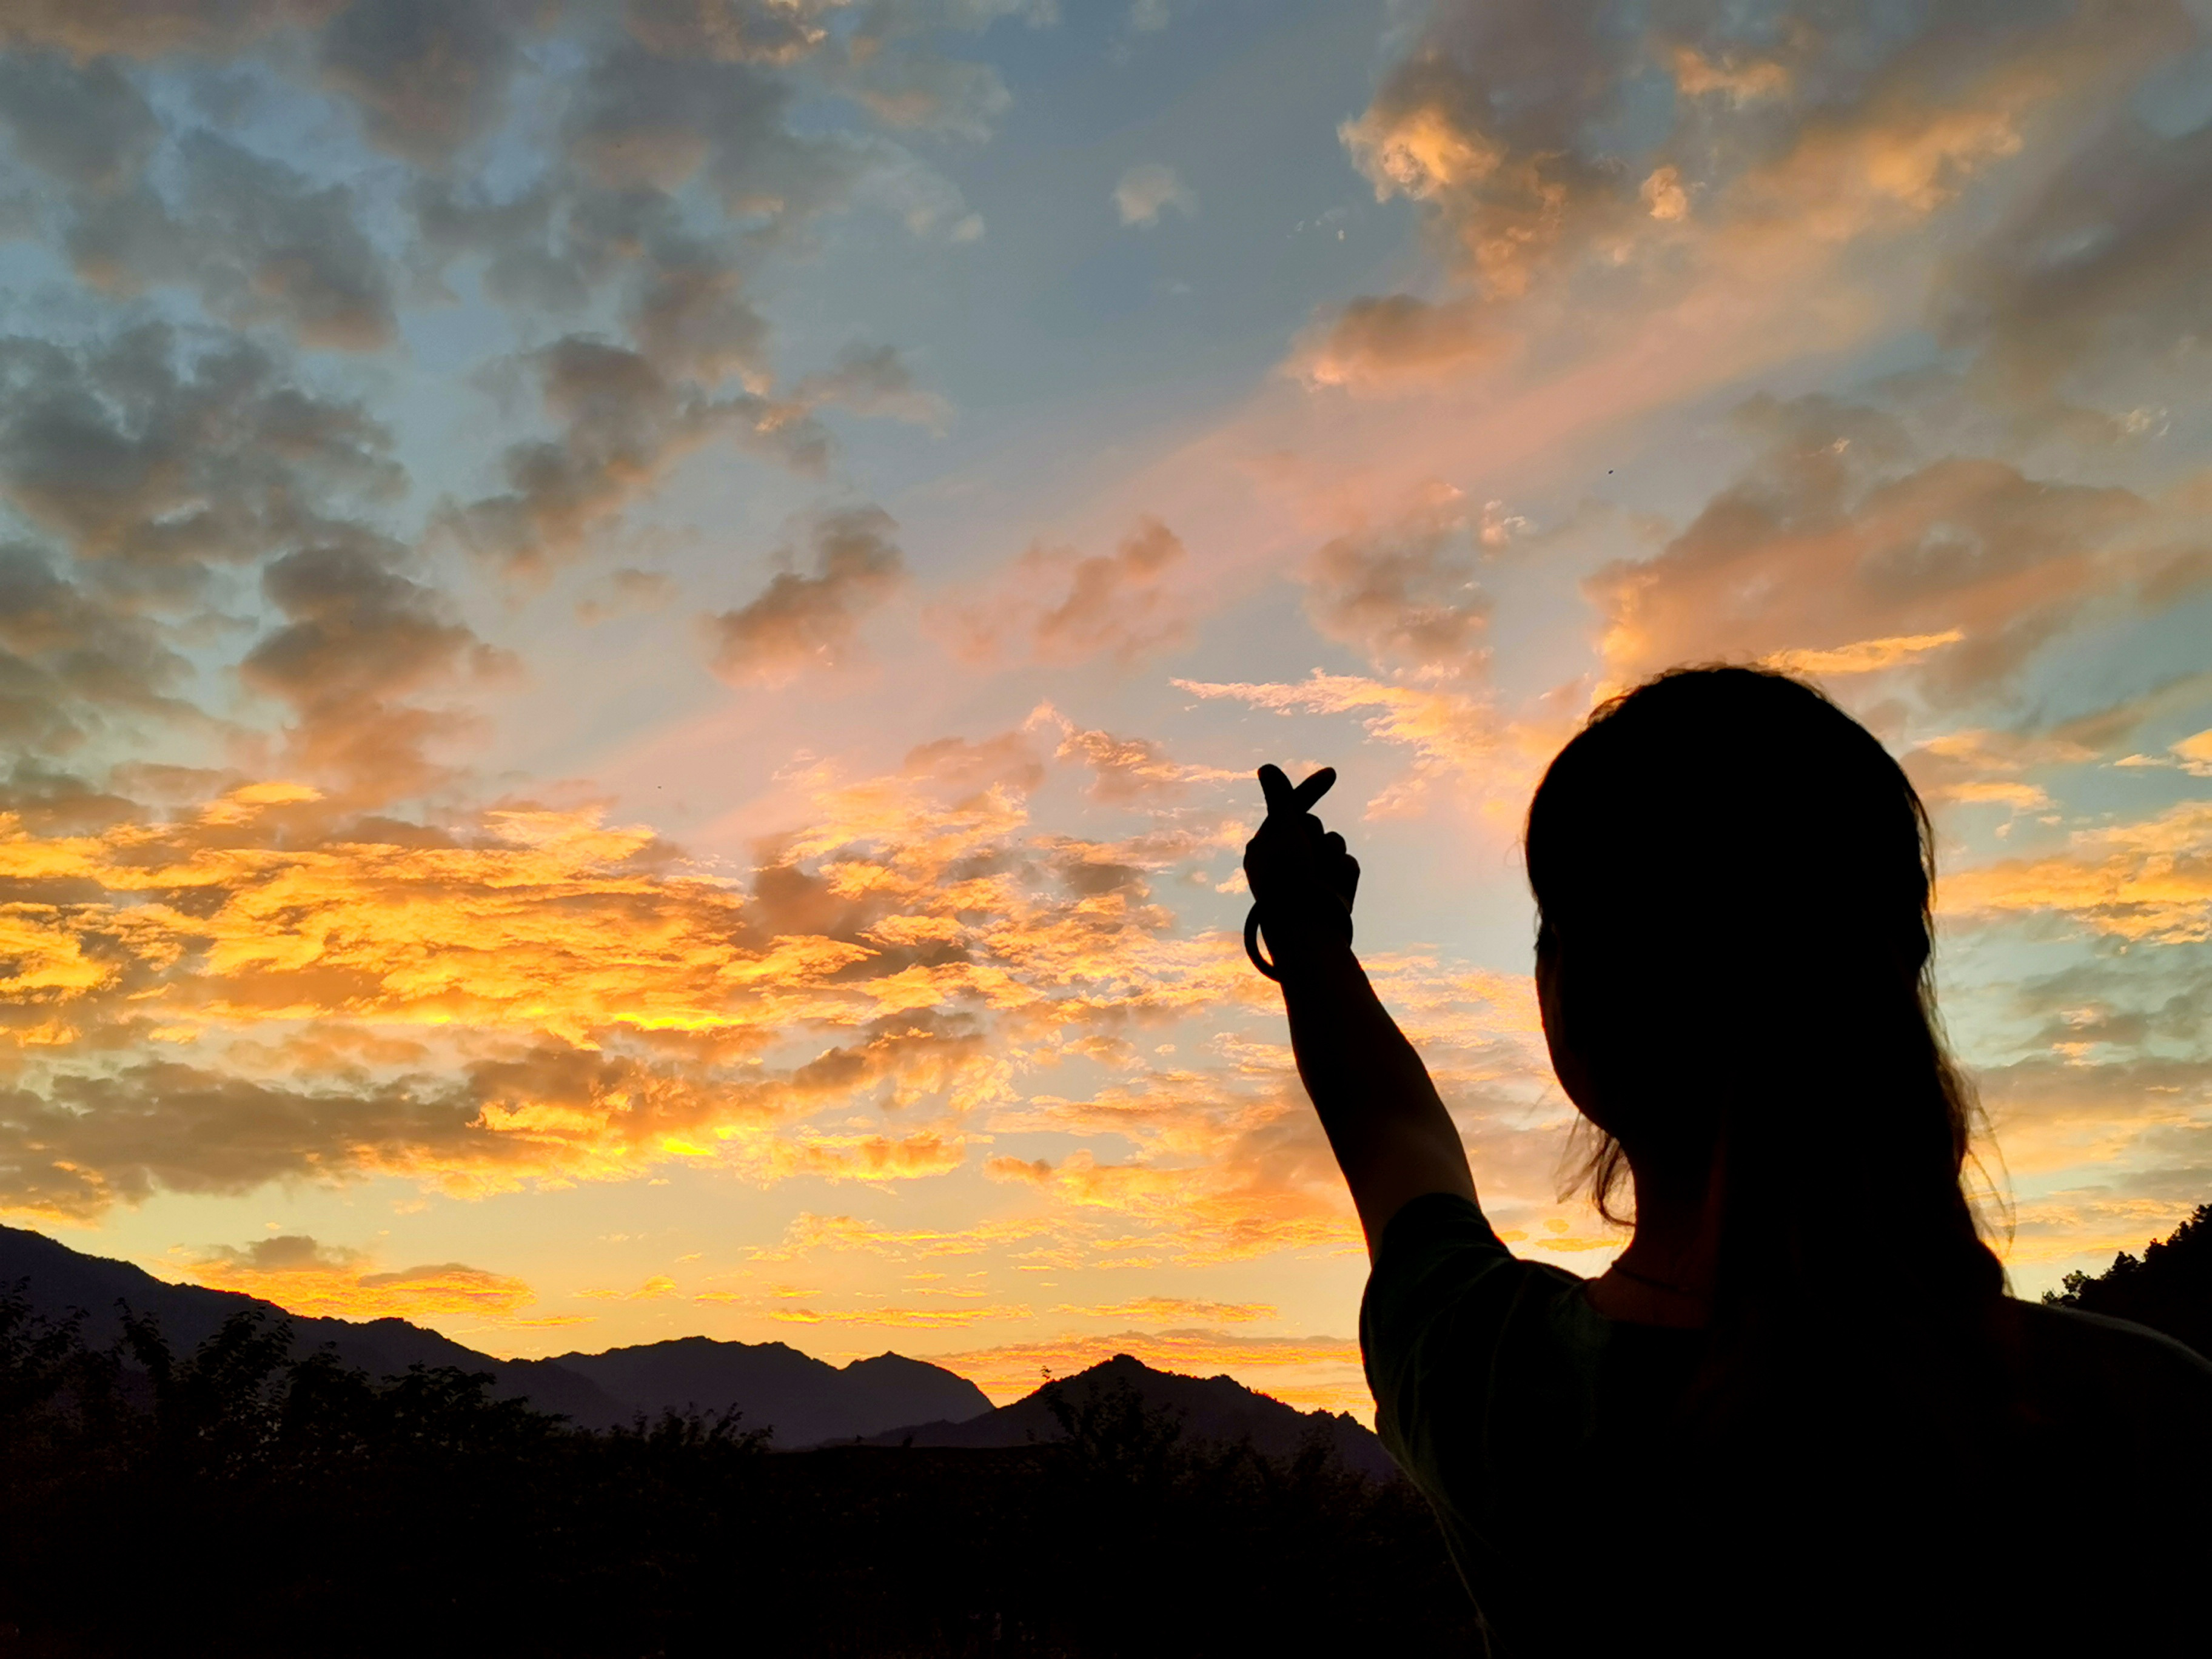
[[1525, 666, 2001, 1330]]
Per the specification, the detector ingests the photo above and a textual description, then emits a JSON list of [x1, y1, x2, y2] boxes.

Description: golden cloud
[[987, 1149, 1360, 1265], [769, 1302, 1034, 1330], [1942, 802, 2212, 944], [0, 723, 1321, 1228], [578, 1275, 682, 1302], [183, 1234, 537, 1321], [748, 1211, 1062, 1263], [1762, 631, 1965, 676], [2005, 1188, 2208, 1270], [1051, 1297, 1278, 1323]]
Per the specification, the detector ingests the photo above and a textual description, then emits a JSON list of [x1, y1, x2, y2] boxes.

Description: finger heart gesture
[[1242, 763, 1360, 980]]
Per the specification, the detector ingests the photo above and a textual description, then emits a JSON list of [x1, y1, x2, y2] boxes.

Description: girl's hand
[[1244, 764, 1359, 960]]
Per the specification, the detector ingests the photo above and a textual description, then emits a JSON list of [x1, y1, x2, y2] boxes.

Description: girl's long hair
[[1525, 666, 2004, 1423]]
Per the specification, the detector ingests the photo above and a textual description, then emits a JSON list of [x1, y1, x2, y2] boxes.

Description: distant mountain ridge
[[0, 1224, 989, 1444], [546, 1335, 992, 1446], [868, 1352, 1397, 1480]]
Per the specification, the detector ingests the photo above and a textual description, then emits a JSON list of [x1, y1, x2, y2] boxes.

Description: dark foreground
[[0, 1298, 1477, 1658]]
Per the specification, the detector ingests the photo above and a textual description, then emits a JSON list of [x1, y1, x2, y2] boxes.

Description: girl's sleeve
[[1359, 1190, 1523, 1498]]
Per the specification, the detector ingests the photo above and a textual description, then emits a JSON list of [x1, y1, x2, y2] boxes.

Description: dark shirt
[[1361, 1191, 2212, 1657]]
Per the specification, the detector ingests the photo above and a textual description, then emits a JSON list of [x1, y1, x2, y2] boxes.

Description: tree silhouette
[[2042, 1204, 2211, 1358], [0, 1296, 1473, 1657]]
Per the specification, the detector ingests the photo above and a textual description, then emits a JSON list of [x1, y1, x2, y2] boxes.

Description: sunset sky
[[2, 0, 2208, 1416]]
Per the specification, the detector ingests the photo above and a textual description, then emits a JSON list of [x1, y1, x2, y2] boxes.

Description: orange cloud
[[183, 1234, 536, 1321], [1314, 0, 2182, 400], [769, 1302, 1034, 1330], [2005, 1188, 2209, 1271], [1763, 631, 1965, 677], [1051, 1297, 1277, 1323], [1295, 293, 1492, 389], [987, 1149, 1360, 1266], [0, 720, 1319, 1224], [1041, 712, 1244, 807], [1973, 1054, 2211, 1181], [742, 1131, 973, 1184], [1587, 398, 2156, 702], [750, 1211, 1061, 1262], [1942, 802, 2212, 943], [579, 1275, 682, 1301], [932, 517, 1193, 667]]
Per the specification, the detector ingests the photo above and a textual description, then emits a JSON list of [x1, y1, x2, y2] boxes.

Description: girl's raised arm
[[1244, 765, 1474, 1258]]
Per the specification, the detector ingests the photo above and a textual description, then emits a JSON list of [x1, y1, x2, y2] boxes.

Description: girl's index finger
[[1257, 764, 1295, 817], [1292, 766, 1337, 811]]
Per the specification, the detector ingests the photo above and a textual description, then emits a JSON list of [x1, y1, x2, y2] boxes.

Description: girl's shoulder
[[1999, 1296, 2212, 1441]]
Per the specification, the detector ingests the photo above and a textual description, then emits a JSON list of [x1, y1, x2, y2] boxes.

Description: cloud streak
[[183, 1232, 538, 1320]]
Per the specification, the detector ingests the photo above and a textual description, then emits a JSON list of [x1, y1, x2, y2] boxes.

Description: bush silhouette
[[2042, 1204, 2211, 1358], [0, 1293, 1473, 1657]]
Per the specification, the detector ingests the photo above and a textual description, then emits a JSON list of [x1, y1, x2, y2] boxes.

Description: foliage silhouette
[[2042, 1204, 2211, 1358], [0, 1295, 1473, 1657]]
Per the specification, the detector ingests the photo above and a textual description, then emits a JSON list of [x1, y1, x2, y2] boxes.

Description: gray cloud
[[1027, 520, 1189, 665], [67, 131, 396, 349], [0, 323, 402, 577], [630, 254, 773, 384], [413, 26, 962, 581], [835, 48, 1010, 143], [790, 343, 952, 431], [441, 336, 830, 581], [0, 541, 198, 756], [241, 540, 508, 802], [199, 1232, 364, 1271], [0, 1, 333, 59], [1937, 113, 2212, 416], [829, 0, 1033, 139], [0, 50, 161, 192], [407, 177, 592, 312], [624, 0, 834, 67], [706, 506, 906, 687], [0, 321, 505, 810], [318, 0, 538, 165], [0, 1062, 486, 1219], [575, 565, 677, 625], [0, 1017, 990, 1218], [569, 38, 862, 209]]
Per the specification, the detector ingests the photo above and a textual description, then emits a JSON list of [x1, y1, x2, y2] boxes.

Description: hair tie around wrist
[[1244, 904, 1279, 981], [1245, 904, 1352, 979]]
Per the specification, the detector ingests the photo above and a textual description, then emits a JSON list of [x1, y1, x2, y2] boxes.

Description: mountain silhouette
[[0, 1223, 629, 1422], [866, 1352, 1396, 1478], [0, 1224, 989, 1443], [549, 1335, 991, 1443]]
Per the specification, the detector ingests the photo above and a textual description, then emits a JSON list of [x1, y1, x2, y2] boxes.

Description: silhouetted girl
[[1246, 665, 2210, 1657]]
